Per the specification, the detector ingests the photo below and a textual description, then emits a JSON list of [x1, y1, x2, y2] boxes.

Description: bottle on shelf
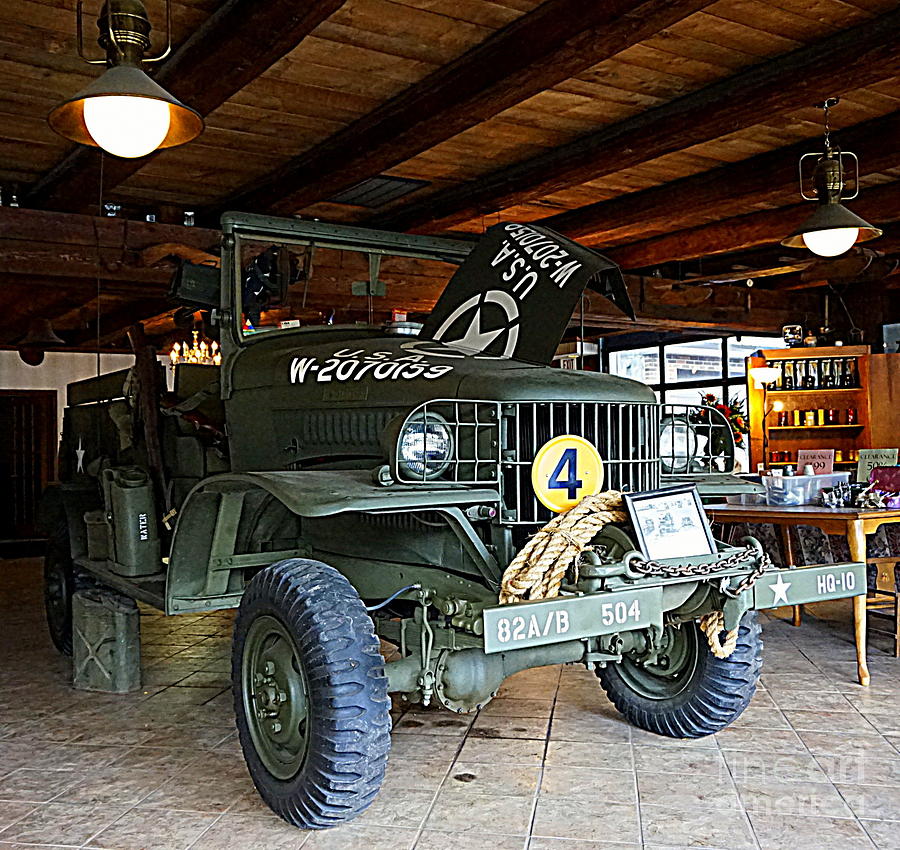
[[820, 358, 834, 388], [783, 360, 795, 390], [843, 358, 859, 388], [804, 359, 818, 389]]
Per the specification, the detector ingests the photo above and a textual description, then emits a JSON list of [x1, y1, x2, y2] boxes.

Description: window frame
[[603, 335, 783, 406]]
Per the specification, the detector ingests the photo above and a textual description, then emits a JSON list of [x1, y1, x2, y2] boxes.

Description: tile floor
[[2, 555, 900, 849]]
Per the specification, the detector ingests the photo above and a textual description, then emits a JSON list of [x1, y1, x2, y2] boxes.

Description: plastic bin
[[762, 472, 850, 506], [725, 492, 766, 505]]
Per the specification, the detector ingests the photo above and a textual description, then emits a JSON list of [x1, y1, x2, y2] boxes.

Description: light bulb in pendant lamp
[[781, 98, 880, 258], [48, 0, 202, 159], [802, 228, 859, 257], [84, 93, 170, 159]]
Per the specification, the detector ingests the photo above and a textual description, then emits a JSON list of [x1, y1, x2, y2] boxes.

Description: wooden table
[[705, 504, 900, 687]]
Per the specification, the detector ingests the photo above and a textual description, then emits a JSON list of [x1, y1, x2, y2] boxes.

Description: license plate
[[753, 562, 865, 609], [482, 587, 661, 654]]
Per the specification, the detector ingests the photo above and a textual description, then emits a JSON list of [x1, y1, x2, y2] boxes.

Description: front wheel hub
[[617, 622, 700, 700], [242, 615, 310, 780]]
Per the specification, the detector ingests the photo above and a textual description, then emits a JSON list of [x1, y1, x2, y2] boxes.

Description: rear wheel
[[598, 611, 762, 738], [232, 558, 391, 828], [44, 522, 74, 655]]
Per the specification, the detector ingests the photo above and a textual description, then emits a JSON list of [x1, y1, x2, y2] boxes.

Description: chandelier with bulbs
[[168, 331, 221, 368]]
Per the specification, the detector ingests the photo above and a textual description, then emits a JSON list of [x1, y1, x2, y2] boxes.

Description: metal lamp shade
[[20, 318, 65, 347], [48, 64, 203, 153], [749, 366, 781, 387], [781, 199, 883, 250]]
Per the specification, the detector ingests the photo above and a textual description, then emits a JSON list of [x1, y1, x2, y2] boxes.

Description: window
[[664, 339, 722, 383], [727, 335, 788, 378], [606, 334, 780, 474], [665, 384, 723, 407], [606, 334, 784, 406], [608, 346, 659, 384]]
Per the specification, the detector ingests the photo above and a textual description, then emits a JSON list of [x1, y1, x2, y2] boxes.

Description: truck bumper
[[482, 561, 865, 655]]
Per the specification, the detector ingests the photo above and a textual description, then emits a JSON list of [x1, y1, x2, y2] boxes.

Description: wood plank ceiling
[[0, 0, 898, 350]]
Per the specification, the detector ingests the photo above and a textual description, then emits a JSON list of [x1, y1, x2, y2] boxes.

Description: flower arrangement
[[695, 393, 750, 447]]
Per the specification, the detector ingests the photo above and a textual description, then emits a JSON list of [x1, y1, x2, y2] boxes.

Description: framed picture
[[622, 484, 716, 561]]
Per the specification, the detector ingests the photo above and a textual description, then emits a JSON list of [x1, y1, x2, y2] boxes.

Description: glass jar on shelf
[[841, 358, 859, 388], [783, 360, 795, 390], [804, 359, 818, 389]]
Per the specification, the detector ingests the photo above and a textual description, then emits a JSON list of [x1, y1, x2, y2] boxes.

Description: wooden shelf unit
[[747, 346, 900, 471], [769, 425, 864, 431]]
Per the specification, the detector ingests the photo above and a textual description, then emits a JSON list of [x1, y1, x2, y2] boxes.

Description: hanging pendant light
[[48, 0, 202, 159], [781, 98, 882, 257]]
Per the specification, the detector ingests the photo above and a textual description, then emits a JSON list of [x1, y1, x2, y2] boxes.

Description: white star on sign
[[445, 310, 505, 353], [769, 574, 792, 605], [75, 437, 85, 474]]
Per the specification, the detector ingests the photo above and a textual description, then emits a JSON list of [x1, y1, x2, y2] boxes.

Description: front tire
[[44, 522, 74, 655], [232, 558, 391, 829], [598, 611, 762, 738]]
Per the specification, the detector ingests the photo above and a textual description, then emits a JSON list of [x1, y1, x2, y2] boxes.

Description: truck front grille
[[503, 402, 659, 524], [394, 399, 660, 526]]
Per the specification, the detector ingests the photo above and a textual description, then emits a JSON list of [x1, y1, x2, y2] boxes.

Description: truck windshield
[[235, 237, 459, 338]]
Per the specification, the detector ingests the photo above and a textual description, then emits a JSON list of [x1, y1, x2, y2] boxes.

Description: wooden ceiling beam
[[211, 0, 714, 218], [539, 110, 900, 246], [67, 299, 173, 347], [605, 180, 900, 270], [0, 208, 219, 252], [23, 0, 346, 213], [0, 288, 90, 343], [373, 9, 900, 234], [582, 273, 821, 333], [0, 207, 820, 349]]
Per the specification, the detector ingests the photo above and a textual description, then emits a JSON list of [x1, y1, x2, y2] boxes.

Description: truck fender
[[175, 469, 501, 519], [165, 469, 501, 614]]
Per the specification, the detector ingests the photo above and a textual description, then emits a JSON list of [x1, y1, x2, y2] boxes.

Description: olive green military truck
[[42, 214, 865, 829]]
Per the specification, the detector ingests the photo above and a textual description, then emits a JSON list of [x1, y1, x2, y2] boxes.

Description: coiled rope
[[698, 610, 739, 659], [498, 490, 740, 658], [499, 491, 626, 605]]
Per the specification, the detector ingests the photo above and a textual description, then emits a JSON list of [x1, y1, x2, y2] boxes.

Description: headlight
[[398, 412, 453, 480], [659, 414, 700, 474]]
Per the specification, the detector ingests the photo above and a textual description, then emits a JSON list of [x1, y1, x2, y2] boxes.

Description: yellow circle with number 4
[[531, 435, 605, 513]]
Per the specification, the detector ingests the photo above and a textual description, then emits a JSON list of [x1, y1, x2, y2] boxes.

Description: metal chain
[[628, 545, 773, 598]]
